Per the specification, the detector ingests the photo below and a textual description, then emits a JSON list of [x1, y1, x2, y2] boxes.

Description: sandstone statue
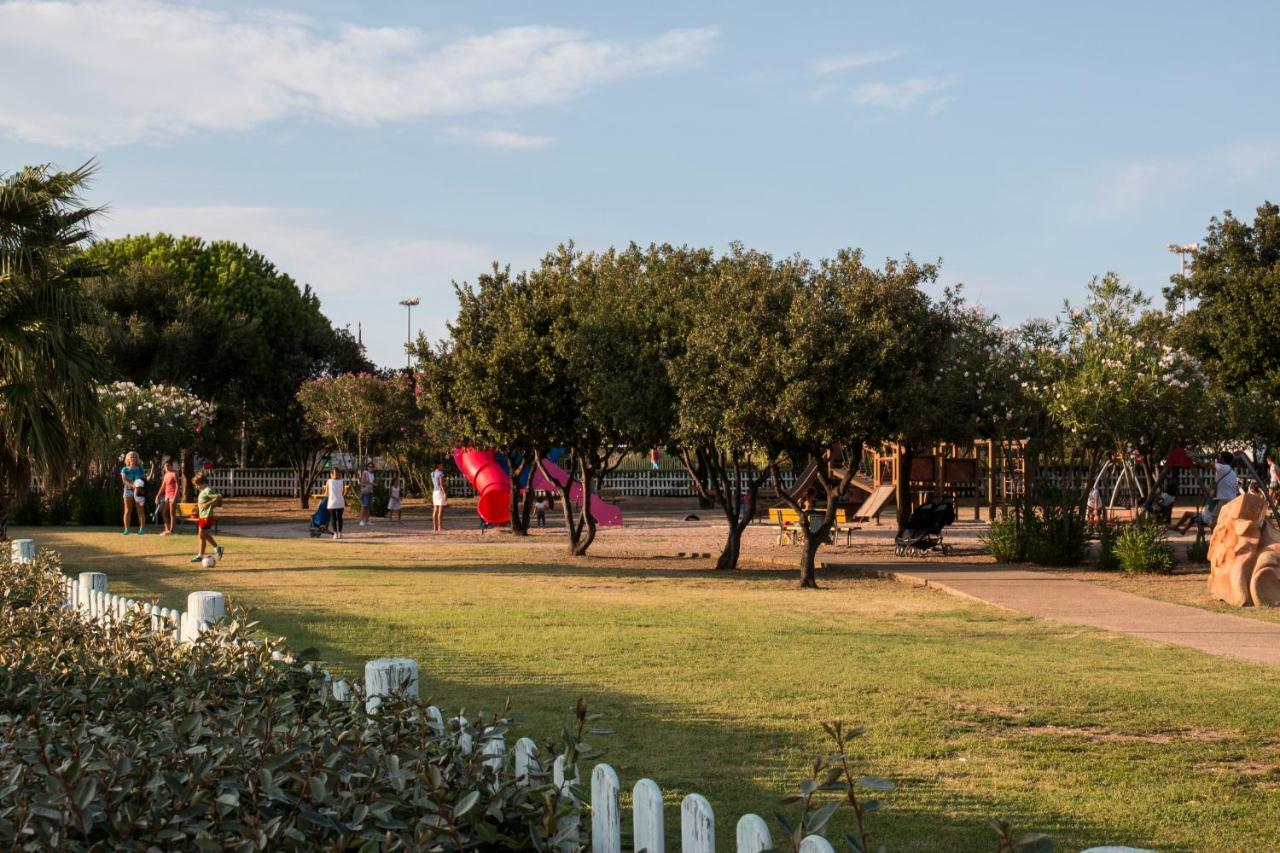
[[1207, 493, 1280, 607]]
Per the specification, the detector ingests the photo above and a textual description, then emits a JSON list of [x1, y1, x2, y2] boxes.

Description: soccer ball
[[201, 555, 217, 568], [134, 478, 145, 489]]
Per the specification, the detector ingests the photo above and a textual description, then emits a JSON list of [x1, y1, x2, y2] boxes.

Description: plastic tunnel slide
[[530, 458, 623, 527], [453, 448, 512, 525], [452, 449, 623, 527]]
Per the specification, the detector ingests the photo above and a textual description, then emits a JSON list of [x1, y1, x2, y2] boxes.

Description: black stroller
[[310, 502, 331, 538], [894, 497, 957, 557]]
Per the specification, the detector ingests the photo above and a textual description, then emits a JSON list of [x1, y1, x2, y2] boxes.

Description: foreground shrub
[[1114, 518, 1175, 575], [984, 493, 1086, 567], [0, 551, 592, 850]]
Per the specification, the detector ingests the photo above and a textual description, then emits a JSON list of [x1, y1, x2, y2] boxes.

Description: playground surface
[[18, 504, 1280, 851]]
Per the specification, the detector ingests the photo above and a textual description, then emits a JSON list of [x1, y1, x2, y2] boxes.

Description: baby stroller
[[310, 502, 331, 538], [894, 497, 957, 557]]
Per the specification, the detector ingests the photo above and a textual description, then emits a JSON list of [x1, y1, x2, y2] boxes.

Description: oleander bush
[[0, 550, 593, 850], [1114, 517, 1175, 575], [984, 493, 1086, 567]]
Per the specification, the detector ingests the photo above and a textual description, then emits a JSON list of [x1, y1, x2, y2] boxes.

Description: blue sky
[[3, 1, 1279, 367]]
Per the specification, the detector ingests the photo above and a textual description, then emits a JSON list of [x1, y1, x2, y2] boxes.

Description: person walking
[[431, 461, 447, 532], [189, 472, 223, 563], [358, 462, 376, 526], [326, 467, 347, 539], [158, 458, 179, 535], [119, 450, 146, 535]]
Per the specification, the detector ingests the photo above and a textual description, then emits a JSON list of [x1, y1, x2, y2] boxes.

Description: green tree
[[1167, 202, 1280, 447], [671, 245, 781, 571], [0, 162, 107, 538], [80, 234, 369, 494]]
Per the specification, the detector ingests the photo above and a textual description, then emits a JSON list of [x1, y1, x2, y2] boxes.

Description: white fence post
[[590, 764, 621, 853], [182, 591, 226, 641], [735, 814, 772, 853], [364, 657, 419, 713], [10, 539, 36, 564], [78, 572, 107, 615], [680, 793, 714, 853], [515, 737, 539, 786], [632, 778, 664, 853], [553, 755, 581, 853], [798, 836, 836, 853]]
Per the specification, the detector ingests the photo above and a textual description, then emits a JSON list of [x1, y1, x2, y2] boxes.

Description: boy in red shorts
[[190, 473, 224, 564]]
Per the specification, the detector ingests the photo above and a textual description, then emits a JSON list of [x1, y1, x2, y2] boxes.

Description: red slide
[[452, 448, 511, 525]]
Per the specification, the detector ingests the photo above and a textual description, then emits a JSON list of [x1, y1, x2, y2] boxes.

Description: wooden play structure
[[767, 440, 1029, 543]]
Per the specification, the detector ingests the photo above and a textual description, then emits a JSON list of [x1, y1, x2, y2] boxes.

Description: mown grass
[[23, 525, 1280, 852]]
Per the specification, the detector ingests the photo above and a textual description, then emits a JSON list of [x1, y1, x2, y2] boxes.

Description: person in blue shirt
[[119, 450, 146, 535]]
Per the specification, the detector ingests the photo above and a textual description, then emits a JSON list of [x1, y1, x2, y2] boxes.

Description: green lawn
[[23, 525, 1280, 852]]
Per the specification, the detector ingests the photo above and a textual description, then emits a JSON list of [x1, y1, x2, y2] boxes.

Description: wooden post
[[553, 755, 580, 852], [514, 737, 539, 786], [363, 657, 419, 713], [632, 779, 664, 853], [987, 440, 996, 521], [10, 539, 35, 564], [735, 814, 772, 852], [182, 591, 226, 642]]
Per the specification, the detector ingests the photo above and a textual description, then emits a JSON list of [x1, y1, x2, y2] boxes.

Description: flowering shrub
[[98, 381, 214, 465], [1040, 275, 1210, 460], [297, 372, 388, 464]]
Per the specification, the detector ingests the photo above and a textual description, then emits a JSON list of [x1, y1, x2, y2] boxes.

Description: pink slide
[[530, 458, 624, 527], [451, 449, 623, 527]]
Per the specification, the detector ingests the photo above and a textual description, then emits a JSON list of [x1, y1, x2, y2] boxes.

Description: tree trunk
[[716, 515, 744, 572], [895, 445, 915, 535], [506, 453, 534, 536], [0, 469, 13, 541], [180, 448, 195, 502], [537, 450, 584, 555], [572, 454, 598, 556], [799, 532, 822, 588]]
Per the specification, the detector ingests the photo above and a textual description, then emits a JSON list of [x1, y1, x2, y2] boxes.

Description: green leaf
[[453, 790, 481, 818]]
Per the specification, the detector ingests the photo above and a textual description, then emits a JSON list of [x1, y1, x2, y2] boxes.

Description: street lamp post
[[1167, 243, 1198, 315], [398, 298, 420, 370]]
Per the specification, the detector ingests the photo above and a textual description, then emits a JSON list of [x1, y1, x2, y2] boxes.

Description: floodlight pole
[[399, 297, 420, 371]]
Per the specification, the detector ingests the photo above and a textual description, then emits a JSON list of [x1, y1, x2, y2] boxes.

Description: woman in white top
[[431, 461, 447, 532], [326, 468, 347, 539]]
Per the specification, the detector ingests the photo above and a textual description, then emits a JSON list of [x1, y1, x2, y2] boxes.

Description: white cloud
[[811, 48, 903, 76], [0, 0, 718, 146], [439, 127, 553, 150], [99, 206, 499, 365], [852, 76, 956, 111], [1061, 141, 1280, 220]]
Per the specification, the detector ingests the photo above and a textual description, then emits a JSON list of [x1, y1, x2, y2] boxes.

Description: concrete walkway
[[866, 564, 1280, 666]]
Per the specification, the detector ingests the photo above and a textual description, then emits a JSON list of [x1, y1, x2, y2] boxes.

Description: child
[[158, 459, 179, 535], [120, 450, 146, 535], [534, 494, 550, 528], [1086, 487, 1103, 525], [387, 478, 402, 521], [190, 473, 224, 563]]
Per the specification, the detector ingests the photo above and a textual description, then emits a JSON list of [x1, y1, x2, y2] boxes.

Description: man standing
[[359, 462, 376, 526], [431, 461, 448, 532]]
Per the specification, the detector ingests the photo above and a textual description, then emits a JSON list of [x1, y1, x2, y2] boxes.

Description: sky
[[3, 1, 1279, 368]]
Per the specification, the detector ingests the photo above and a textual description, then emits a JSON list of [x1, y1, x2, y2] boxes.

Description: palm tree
[[0, 162, 106, 539]]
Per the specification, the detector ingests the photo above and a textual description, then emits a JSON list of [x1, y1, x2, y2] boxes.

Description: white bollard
[[331, 678, 351, 702], [10, 539, 36, 564], [78, 572, 107, 614], [514, 737, 539, 786], [363, 657, 419, 713], [182, 591, 226, 641]]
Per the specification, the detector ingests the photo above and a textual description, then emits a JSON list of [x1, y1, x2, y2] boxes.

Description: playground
[[23, 509, 1280, 851]]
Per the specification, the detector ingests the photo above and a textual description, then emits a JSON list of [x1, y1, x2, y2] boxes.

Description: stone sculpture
[[1207, 493, 1280, 607]]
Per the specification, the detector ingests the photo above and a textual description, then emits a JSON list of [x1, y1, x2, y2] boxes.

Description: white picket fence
[[10, 537, 1148, 853], [198, 466, 802, 500]]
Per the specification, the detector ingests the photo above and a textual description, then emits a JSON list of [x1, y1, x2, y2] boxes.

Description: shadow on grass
[[27, 528, 1154, 852]]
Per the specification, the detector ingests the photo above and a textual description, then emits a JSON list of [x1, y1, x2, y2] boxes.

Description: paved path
[[862, 563, 1280, 666]]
